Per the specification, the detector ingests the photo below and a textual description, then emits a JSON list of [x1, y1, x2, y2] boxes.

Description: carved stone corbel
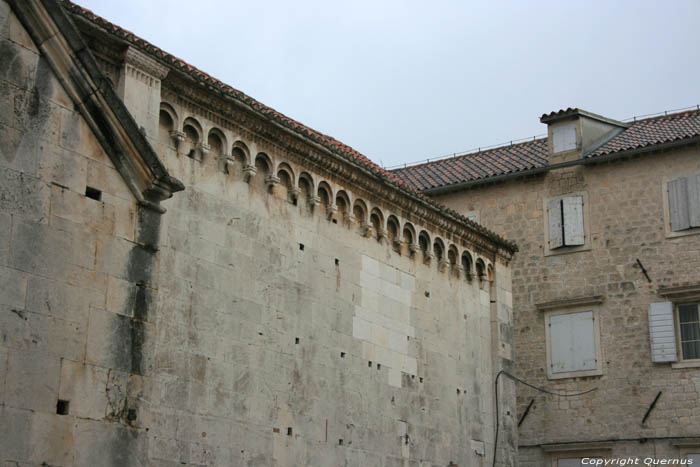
[[360, 224, 373, 238], [242, 164, 257, 183], [222, 154, 234, 173], [265, 174, 280, 192], [438, 258, 449, 272], [345, 214, 356, 228], [196, 143, 210, 161], [423, 252, 434, 266], [309, 195, 321, 210], [408, 243, 419, 256], [376, 228, 388, 242], [327, 204, 338, 221], [170, 130, 185, 144], [455, 265, 465, 278], [290, 187, 301, 203]]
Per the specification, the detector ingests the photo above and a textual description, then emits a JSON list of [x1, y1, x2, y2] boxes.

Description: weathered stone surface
[[0, 2, 515, 466]]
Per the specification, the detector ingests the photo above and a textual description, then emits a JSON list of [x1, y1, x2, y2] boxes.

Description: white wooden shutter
[[548, 199, 563, 249], [550, 311, 596, 373], [669, 177, 690, 231], [688, 174, 700, 228], [553, 123, 577, 153], [563, 196, 585, 246], [648, 302, 678, 363]]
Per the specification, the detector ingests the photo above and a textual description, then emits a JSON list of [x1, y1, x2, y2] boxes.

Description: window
[[547, 196, 584, 249], [545, 309, 602, 380], [648, 301, 700, 364], [668, 174, 700, 232], [552, 122, 577, 153]]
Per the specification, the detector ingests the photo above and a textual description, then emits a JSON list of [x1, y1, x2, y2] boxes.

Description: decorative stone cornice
[[535, 295, 604, 312], [123, 46, 169, 80], [242, 164, 257, 183]]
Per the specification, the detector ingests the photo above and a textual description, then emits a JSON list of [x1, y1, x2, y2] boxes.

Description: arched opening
[[158, 109, 174, 156], [253, 153, 271, 192], [462, 251, 474, 281], [298, 173, 314, 212], [336, 191, 350, 224], [370, 208, 384, 242], [419, 231, 431, 258], [208, 130, 224, 159], [476, 258, 486, 281], [277, 169, 293, 203], [317, 182, 331, 208], [448, 246, 458, 272], [387, 216, 400, 252]]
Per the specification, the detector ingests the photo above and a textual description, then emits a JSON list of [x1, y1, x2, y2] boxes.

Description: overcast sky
[[78, 0, 700, 168]]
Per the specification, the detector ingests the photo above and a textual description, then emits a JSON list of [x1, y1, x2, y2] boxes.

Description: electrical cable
[[492, 370, 598, 467]]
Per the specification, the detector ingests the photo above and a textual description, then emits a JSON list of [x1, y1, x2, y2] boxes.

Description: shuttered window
[[548, 196, 585, 249], [648, 302, 678, 363], [669, 175, 700, 232], [550, 311, 597, 374]]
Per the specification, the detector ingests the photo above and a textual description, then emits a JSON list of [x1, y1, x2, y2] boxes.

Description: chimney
[[540, 108, 629, 163]]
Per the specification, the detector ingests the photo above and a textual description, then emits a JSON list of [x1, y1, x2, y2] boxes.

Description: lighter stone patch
[[354, 255, 417, 387]]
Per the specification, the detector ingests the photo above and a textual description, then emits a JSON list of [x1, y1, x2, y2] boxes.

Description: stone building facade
[[395, 108, 700, 465], [0, 1, 518, 466]]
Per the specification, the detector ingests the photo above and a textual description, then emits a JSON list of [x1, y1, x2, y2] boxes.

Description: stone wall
[[434, 147, 700, 464], [0, 2, 517, 465]]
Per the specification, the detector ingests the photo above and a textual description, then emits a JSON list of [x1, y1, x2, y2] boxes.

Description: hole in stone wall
[[85, 186, 102, 201], [293, 198, 298, 206], [368, 361, 372, 367], [299, 244, 305, 251], [287, 427, 293, 436], [419, 377, 423, 383], [335, 258, 339, 265], [332, 219, 337, 224], [338, 439, 343, 446], [340, 352, 346, 358], [376, 363, 381, 370], [56, 399, 70, 415], [127, 408, 137, 421], [295, 337, 300, 344], [457, 389, 460, 395], [424, 291, 430, 298]]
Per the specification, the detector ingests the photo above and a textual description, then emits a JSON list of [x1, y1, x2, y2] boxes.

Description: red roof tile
[[393, 139, 549, 192], [586, 110, 700, 158]]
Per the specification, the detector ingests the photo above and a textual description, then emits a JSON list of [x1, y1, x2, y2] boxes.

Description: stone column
[[117, 47, 169, 148]]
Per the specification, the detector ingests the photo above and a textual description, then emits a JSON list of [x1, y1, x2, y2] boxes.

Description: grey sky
[[78, 0, 700, 168]]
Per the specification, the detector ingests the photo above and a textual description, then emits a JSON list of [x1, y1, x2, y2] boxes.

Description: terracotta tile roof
[[393, 139, 549, 192], [59, 0, 518, 252], [586, 109, 700, 158], [394, 109, 700, 192]]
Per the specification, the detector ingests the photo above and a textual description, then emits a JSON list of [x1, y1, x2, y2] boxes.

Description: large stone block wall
[[434, 147, 700, 463], [0, 3, 516, 465]]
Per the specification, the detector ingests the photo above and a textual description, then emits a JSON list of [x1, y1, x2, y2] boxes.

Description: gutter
[[421, 135, 700, 196]]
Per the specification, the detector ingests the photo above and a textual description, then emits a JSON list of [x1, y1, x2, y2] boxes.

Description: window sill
[[547, 368, 603, 380], [544, 244, 591, 257], [671, 361, 700, 369], [665, 226, 700, 239]]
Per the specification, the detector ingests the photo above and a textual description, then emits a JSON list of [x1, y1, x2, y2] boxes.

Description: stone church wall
[[0, 2, 517, 465]]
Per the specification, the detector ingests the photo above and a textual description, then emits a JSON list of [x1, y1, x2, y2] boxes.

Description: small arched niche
[[317, 181, 332, 209], [276, 163, 295, 203], [353, 199, 368, 234], [298, 172, 315, 211], [182, 117, 202, 159], [387, 215, 401, 252], [207, 129, 225, 159], [462, 251, 474, 281], [336, 190, 351, 224], [228, 141, 249, 177], [253, 153, 272, 191], [476, 258, 486, 281], [447, 245, 458, 273], [370, 208, 384, 242], [158, 108, 174, 155], [418, 231, 431, 259], [403, 223, 417, 256]]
